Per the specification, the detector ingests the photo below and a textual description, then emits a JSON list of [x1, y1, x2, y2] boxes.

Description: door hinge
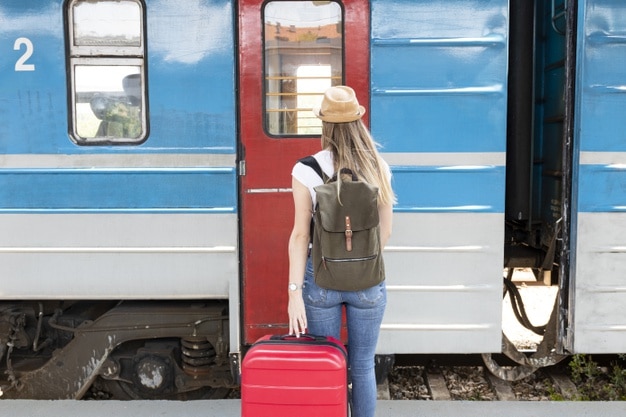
[[238, 160, 246, 176]]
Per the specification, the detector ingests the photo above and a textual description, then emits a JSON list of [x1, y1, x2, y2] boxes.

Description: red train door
[[238, 0, 370, 344]]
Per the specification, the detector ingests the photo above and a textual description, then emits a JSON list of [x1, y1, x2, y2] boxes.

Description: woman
[[287, 86, 395, 417]]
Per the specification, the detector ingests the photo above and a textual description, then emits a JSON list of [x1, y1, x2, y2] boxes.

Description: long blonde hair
[[321, 120, 396, 206]]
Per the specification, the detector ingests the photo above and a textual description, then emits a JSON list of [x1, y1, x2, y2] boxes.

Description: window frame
[[65, 0, 149, 145], [261, 0, 345, 138]]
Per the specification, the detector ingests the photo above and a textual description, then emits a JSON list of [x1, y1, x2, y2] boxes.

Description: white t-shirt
[[291, 149, 335, 208]]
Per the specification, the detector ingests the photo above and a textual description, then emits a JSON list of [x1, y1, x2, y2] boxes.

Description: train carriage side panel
[[0, 1, 67, 150], [371, 0, 509, 353], [570, 0, 626, 353], [0, 0, 238, 302]]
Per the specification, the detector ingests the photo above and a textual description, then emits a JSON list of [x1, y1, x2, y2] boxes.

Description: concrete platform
[[0, 399, 624, 417]]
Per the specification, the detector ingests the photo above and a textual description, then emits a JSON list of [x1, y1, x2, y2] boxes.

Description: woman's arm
[[287, 177, 313, 336]]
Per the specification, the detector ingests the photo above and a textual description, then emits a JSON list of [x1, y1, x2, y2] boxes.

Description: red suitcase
[[241, 334, 348, 417]]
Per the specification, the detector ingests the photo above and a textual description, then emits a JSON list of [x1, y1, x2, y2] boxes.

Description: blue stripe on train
[[391, 165, 505, 213], [0, 168, 236, 212], [578, 163, 626, 213]]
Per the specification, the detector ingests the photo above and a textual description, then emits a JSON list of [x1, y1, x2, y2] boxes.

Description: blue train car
[[370, 0, 508, 354], [1, 0, 237, 302], [1, 0, 239, 399], [569, 0, 626, 353], [0, 0, 624, 399]]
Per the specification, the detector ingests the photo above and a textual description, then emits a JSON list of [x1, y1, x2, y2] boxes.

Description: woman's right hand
[[287, 177, 313, 338], [288, 291, 307, 337]]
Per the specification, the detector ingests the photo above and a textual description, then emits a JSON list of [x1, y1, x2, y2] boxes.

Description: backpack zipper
[[322, 254, 377, 269]]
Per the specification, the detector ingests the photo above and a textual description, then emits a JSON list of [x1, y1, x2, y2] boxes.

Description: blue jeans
[[303, 258, 386, 417]]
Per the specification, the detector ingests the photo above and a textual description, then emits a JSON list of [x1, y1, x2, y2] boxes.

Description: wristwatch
[[288, 282, 302, 291]]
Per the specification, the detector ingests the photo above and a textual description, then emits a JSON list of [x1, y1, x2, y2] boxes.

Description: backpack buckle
[[345, 216, 353, 252]]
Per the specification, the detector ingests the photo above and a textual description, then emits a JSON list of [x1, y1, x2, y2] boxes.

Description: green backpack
[[299, 156, 385, 291]]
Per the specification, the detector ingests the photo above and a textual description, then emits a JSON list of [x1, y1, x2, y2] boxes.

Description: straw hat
[[313, 86, 366, 123]]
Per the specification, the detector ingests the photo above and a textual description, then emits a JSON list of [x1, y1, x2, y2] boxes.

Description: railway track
[[386, 358, 626, 401], [219, 354, 625, 402], [387, 365, 577, 401], [1, 398, 624, 417]]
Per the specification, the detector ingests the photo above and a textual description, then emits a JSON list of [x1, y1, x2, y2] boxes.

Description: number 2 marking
[[14, 37, 35, 72]]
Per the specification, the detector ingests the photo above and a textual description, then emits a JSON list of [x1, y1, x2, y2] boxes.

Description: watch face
[[289, 283, 297, 290]]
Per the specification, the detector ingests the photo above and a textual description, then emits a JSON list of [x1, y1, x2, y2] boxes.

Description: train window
[[66, 0, 147, 145], [263, 1, 343, 136], [72, 1, 141, 47]]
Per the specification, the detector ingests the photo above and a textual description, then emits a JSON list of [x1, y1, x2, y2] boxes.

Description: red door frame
[[238, 0, 371, 344]]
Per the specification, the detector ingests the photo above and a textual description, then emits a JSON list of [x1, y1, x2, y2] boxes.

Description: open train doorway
[[488, 0, 573, 379]]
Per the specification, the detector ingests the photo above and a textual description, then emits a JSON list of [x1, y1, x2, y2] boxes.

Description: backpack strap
[[299, 156, 358, 183], [332, 168, 358, 182], [298, 155, 326, 181], [298, 156, 325, 247]]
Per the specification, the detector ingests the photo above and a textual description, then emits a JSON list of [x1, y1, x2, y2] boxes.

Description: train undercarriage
[[0, 301, 235, 399]]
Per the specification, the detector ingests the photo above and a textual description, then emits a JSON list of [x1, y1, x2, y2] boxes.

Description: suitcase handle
[[271, 333, 327, 342]]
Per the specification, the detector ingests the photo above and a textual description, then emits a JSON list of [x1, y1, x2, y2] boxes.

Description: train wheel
[[88, 338, 232, 400]]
